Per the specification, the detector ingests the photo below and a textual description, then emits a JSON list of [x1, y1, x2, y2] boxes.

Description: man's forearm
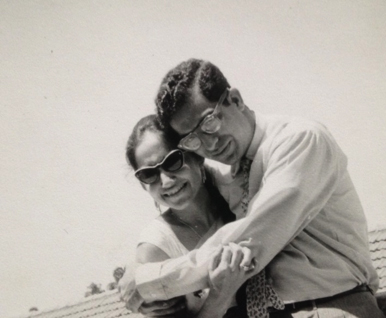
[[136, 248, 212, 301], [134, 218, 255, 301]]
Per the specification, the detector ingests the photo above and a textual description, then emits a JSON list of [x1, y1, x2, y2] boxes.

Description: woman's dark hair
[[126, 114, 180, 170], [126, 114, 235, 223]]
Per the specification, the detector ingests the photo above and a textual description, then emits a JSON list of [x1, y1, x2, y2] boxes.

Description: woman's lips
[[163, 183, 186, 197]]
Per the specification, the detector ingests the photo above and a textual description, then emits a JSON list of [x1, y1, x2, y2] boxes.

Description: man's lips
[[211, 140, 230, 157]]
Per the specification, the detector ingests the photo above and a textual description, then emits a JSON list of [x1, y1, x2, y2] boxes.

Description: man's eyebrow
[[181, 117, 205, 137], [181, 107, 214, 137]]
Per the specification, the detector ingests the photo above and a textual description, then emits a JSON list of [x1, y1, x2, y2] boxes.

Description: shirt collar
[[231, 110, 266, 177]]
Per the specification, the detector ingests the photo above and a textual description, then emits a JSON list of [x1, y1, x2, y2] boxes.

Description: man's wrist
[[118, 266, 145, 313], [122, 288, 144, 313], [136, 262, 169, 301]]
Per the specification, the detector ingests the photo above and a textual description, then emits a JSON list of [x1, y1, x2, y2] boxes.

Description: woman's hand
[[138, 296, 187, 317]]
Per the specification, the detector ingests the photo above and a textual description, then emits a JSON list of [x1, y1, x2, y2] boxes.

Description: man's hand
[[192, 243, 257, 318], [209, 243, 257, 293], [139, 297, 187, 317]]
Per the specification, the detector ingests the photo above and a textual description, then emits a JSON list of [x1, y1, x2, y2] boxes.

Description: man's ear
[[190, 152, 205, 165], [198, 155, 205, 165], [228, 87, 245, 111]]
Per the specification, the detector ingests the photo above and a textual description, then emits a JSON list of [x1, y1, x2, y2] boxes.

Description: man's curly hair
[[155, 59, 230, 128]]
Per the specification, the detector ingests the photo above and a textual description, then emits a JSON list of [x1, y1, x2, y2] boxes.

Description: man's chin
[[208, 142, 239, 165], [211, 153, 239, 166]]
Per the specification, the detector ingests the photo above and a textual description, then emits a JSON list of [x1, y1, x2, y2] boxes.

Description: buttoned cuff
[[136, 262, 168, 301]]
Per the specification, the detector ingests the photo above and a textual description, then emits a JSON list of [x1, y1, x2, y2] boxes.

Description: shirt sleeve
[[136, 123, 347, 301]]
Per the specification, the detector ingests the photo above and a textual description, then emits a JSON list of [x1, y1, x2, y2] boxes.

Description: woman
[[126, 114, 257, 317]]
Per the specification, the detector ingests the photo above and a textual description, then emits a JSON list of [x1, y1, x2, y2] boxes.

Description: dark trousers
[[269, 290, 385, 318]]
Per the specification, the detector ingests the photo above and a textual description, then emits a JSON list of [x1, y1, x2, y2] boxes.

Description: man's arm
[[134, 124, 346, 302], [135, 243, 187, 317]]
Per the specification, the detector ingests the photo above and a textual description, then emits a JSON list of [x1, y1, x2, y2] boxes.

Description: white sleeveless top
[[138, 217, 228, 314], [139, 218, 189, 258]]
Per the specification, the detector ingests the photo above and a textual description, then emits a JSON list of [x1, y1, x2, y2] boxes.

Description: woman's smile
[[163, 182, 187, 198]]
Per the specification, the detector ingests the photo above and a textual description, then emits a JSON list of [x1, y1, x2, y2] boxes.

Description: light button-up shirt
[[135, 112, 378, 303]]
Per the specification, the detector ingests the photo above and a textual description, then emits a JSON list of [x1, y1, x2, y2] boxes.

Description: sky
[[1, 1, 386, 317]]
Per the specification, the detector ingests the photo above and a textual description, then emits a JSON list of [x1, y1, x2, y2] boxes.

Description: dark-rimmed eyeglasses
[[134, 149, 184, 184], [178, 89, 228, 151]]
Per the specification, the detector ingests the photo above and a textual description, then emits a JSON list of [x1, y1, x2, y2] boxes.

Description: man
[[121, 59, 383, 317]]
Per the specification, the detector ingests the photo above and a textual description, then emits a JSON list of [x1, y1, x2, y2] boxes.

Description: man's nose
[[200, 134, 219, 151]]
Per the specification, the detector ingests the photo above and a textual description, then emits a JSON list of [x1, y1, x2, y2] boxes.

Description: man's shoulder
[[264, 114, 331, 140]]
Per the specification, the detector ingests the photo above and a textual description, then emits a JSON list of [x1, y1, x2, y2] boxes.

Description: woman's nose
[[159, 171, 175, 187]]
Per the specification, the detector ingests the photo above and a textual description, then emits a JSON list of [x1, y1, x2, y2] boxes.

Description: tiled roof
[[26, 290, 142, 318], [369, 227, 386, 294], [21, 228, 386, 318]]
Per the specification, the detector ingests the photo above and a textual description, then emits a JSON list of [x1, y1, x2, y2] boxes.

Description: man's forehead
[[170, 90, 215, 135]]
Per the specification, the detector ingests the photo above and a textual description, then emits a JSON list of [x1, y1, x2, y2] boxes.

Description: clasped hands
[[119, 242, 257, 317]]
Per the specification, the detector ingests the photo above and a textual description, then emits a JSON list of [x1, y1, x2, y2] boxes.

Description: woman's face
[[134, 130, 203, 210]]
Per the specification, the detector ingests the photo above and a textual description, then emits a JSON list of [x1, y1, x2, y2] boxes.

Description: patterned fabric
[[240, 158, 284, 318], [240, 158, 252, 214]]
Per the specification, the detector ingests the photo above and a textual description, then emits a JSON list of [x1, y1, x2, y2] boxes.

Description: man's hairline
[[168, 79, 214, 136]]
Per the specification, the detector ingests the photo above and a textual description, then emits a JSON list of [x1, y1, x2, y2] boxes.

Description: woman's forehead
[[135, 131, 171, 167]]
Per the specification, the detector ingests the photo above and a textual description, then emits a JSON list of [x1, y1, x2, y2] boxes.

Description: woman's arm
[[136, 242, 170, 263]]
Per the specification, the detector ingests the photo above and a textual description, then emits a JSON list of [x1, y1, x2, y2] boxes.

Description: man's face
[[170, 87, 252, 165]]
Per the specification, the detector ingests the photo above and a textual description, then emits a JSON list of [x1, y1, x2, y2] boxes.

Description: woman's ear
[[154, 201, 162, 214], [228, 87, 245, 111]]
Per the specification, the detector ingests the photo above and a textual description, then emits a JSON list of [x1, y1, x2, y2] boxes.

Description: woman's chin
[[163, 183, 191, 208]]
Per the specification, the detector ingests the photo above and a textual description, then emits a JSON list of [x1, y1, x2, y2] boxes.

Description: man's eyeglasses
[[134, 149, 184, 184], [178, 89, 228, 151]]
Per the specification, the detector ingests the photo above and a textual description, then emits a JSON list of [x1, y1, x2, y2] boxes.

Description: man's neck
[[243, 107, 256, 159]]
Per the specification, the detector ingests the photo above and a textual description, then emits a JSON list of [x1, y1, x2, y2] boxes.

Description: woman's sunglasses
[[134, 149, 184, 184]]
